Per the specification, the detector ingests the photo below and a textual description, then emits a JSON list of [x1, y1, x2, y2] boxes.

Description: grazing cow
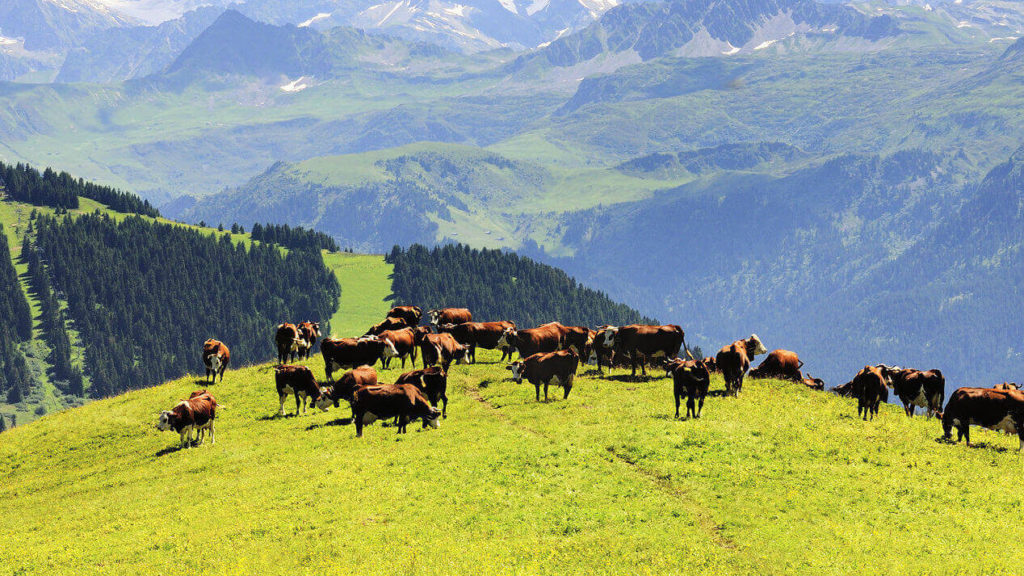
[[541, 322, 591, 356], [418, 332, 467, 373], [321, 337, 387, 382], [395, 366, 448, 418], [938, 387, 1024, 450], [506, 350, 579, 401], [877, 365, 945, 417], [801, 374, 826, 391], [586, 326, 618, 374], [429, 308, 472, 328], [851, 365, 889, 421], [274, 364, 321, 416], [202, 339, 230, 383], [667, 359, 711, 419], [295, 321, 321, 360], [438, 321, 516, 363], [993, 382, 1020, 391], [377, 328, 418, 369], [387, 305, 423, 327], [498, 324, 562, 360], [832, 380, 856, 397], [350, 384, 441, 437], [315, 365, 379, 412], [611, 324, 689, 377], [364, 316, 410, 336], [275, 323, 304, 365], [748, 349, 804, 381], [156, 391, 220, 448], [715, 334, 767, 396]]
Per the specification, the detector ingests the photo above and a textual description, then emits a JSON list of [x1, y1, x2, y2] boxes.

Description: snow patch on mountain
[[497, 0, 519, 14], [280, 76, 311, 93], [299, 13, 332, 28]]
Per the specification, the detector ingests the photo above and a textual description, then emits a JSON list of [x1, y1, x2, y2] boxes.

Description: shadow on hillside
[[192, 378, 217, 386], [707, 390, 731, 398], [306, 417, 352, 430], [933, 437, 1010, 453], [154, 441, 204, 457], [603, 374, 660, 383]]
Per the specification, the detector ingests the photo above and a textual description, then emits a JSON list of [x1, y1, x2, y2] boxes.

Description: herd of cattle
[[156, 306, 1024, 451]]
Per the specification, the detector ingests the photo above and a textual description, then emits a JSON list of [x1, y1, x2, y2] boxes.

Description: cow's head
[[497, 327, 517, 350], [875, 364, 901, 388], [802, 374, 826, 391], [600, 326, 619, 348], [745, 334, 767, 357], [428, 310, 441, 326], [453, 342, 468, 365], [506, 361, 524, 383], [156, 410, 175, 431], [423, 407, 442, 429], [314, 387, 337, 411], [310, 322, 322, 339], [382, 337, 400, 359], [205, 353, 222, 372], [663, 357, 686, 377], [413, 326, 432, 344]]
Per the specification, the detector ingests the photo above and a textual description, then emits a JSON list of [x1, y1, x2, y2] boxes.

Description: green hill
[[1, 351, 1022, 574]]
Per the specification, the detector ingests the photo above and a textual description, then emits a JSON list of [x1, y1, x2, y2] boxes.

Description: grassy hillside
[[2, 350, 1022, 574], [322, 251, 393, 338]]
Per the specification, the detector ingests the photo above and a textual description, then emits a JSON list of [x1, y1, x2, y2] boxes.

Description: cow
[[418, 332, 467, 373], [429, 308, 472, 328], [993, 382, 1020, 391], [321, 337, 387, 382], [497, 324, 562, 360], [542, 322, 590, 357], [851, 365, 889, 421], [715, 334, 767, 396], [387, 305, 423, 327], [832, 380, 856, 397], [702, 357, 719, 373], [801, 374, 826, 391], [938, 387, 1024, 450], [438, 321, 516, 363], [187, 390, 220, 445], [506, 350, 579, 401], [585, 326, 618, 375], [275, 323, 304, 365], [364, 316, 410, 336], [350, 384, 441, 437], [609, 324, 689, 378], [314, 365, 379, 413], [377, 328, 418, 369], [202, 339, 230, 383], [296, 321, 322, 360], [667, 359, 711, 419], [156, 391, 220, 448], [877, 365, 945, 417], [395, 366, 448, 418], [748, 349, 804, 381], [274, 364, 321, 416]]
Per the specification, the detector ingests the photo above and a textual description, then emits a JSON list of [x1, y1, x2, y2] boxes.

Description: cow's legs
[[696, 393, 705, 418], [674, 392, 681, 418], [398, 414, 409, 434], [535, 384, 541, 402], [441, 393, 448, 418], [354, 411, 364, 437], [279, 394, 287, 416], [295, 393, 302, 416]]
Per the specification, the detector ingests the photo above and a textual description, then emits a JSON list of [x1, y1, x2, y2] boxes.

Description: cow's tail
[[797, 360, 804, 369], [681, 330, 693, 360]]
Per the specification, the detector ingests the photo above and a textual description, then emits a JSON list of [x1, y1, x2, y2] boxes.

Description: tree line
[[387, 243, 656, 329], [30, 212, 340, 397], [249, 222, 339, 252], [0, 162, 159, 217], [0, 224, 34, 404]]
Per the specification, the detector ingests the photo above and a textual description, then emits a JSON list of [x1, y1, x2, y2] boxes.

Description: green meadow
[[1, 347, 1022, 575]]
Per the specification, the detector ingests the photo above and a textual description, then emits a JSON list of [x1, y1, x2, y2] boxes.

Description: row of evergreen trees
[[32, 213, 340, 397], [249, 222, 340, 253], [387, 243, 655, 329], [0, 225, 34, 404], [0, 162, 159, 217]]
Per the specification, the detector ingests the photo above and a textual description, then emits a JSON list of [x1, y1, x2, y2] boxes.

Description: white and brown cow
[[748, 349, 804, 381], [395, 366, 448, 418], [939, 387, 1024, 450], [506, 350, 580, 402], [428, 308, 472, 328], [156, 390, 220, 448], [387, 306, 423, 327], [296, 321, 322, 360], [877, 365, 945, 417], [417, 332, 467, 373], [610, 324, 689, 378], [377, 327, 418, 369], [438, 320, 516, 363], [275, 323, 305, 365], [497, 323, 562, 360], [275, 364, 322, 416], [314, 365, 379, 413], [350, 384, 441, 437], [715, 334, 767, 396], [321, 337, 387, 382], [202, 339, 230, 383]]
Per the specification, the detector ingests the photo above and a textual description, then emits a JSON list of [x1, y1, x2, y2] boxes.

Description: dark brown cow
[[939, 387, 1024, 450], [748, 349, 804, 381], [350, 384, 441, 437], [395, 366, 448, 418], [314, 365, 379, 412], [418, 332, 467, 373], [377, 328, 418, 369], [801, 374, 826, 391], [877, 365, 945, 417], [702, 357, 719, 373], [606, 324, 689, 377], [364, 316, 410, 336], [852, 365, 889, 421], [296, 321, 321, 360], [715, 334, 767, 396], [275, 323, 303, 365], [832, 380, 856, 397], [156, 391, 220, 448], [667, 359, 711, 419], [429, 308, 472, 328], [275, 364, 321, 416], [321, 337, 386, 382], [585, 326, 617, 374], [387, 305, 423, 327], [438, 321, 516, 363], [993, 382, 1020, 391], [497, 324, 562, 360], [541, 322, 590, 357], [506, 350, 579, 401], [202, 339, 230, 383]]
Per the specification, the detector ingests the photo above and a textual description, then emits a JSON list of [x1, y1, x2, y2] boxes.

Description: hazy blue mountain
[[0, 0, 130, 51]]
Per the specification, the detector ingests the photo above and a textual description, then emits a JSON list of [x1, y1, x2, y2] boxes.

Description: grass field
[[1, 349, 1022, 575], [322, 252, 394, 338]]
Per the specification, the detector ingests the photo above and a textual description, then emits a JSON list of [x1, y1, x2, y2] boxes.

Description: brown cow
[[418, 332, 467, 372], [801, 374, 826, 391], [296, 321, 322, 360], [314, 365, 378, 412], [715, 334, 767, 396], [275, 364, 321, 416], [156, 391, 220, 448], [275, 323, 303, 365], [605, 324, 689, 377], [542, 322, 590, 357], [395, 366, 448, 418], [748, 349, 804, 381], [506, 350, 579, 401], [993, 382, 1020, 391], [377, 328, 418, 369], [702, 357, 719, 373], [876, 365, 945, 417], [387, 305, 423, 327], [497, 324, 562, 360], [321, 337, 386, 382], [668, 359, 711, 419], [429, 308, 472, 328], [350, 384, 441, 437], [585, 326, 618, 375], [364, 316, 410, 336], [202, 339, 230, 383], [852, 365, 889, 421], [438, 321, 516, 363], [939, 387, 1024, 449]]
